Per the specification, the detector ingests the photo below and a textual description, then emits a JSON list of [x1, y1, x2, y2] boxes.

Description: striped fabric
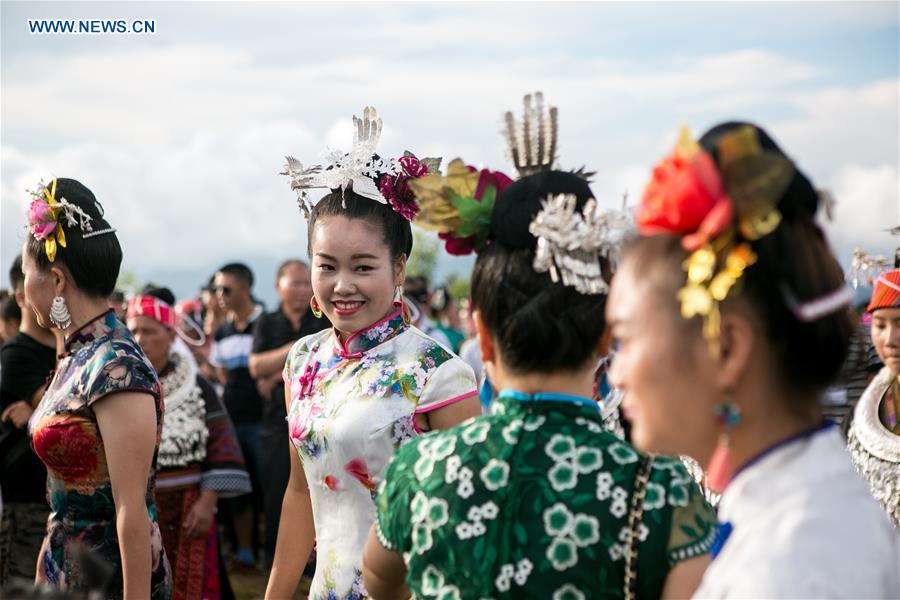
[[867, 269, 900, 313]]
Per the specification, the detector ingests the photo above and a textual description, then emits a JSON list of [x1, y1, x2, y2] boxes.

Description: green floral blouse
[[376, 394, 716, 599]]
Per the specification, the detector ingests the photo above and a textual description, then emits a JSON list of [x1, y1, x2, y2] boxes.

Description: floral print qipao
[[376, 394, 716, 600], [283, 310, 477, 599], [28, 311, 172, 599]]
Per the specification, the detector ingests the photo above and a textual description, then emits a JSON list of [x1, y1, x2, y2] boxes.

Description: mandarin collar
[[64, 310, 117, 354], [332, 310, 407, 358]]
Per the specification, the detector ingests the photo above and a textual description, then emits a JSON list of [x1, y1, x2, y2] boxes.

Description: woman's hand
[[184, 490, 218, 539]]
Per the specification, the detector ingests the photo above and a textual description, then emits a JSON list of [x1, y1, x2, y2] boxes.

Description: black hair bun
[[698, 122, 818, 221], [53, 178, 114, 233], [490, 170, 595, 250]]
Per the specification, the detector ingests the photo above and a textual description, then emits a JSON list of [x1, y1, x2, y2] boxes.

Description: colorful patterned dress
[[28, 311, 172, 598], [283, 310, 477, 599], [155, 349, 251, 600], [376, 392, 717, 599]]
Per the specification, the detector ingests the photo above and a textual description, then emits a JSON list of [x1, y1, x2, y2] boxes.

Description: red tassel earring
[[706, 400, 741, 493]]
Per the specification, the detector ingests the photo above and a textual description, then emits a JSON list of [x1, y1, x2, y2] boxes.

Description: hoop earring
[[706, 399, 742, 493], [310, 296, 323, 319], [393, 285, 411, 325], [49, 295, 72, 330]]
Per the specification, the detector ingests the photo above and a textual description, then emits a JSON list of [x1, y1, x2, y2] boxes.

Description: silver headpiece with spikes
[[280, 106, 399, 217], [503, 92, 558, 177], [529, 193, 635, 295], [847, 248, 893, 289]]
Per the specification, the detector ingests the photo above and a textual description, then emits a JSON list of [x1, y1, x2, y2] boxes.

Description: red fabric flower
[[324, 475, 339, 491], [638, 149, 733, 249], [33, 422, 99, 480], [473, 167, 513, 199], [379, 155, 431, 221], [438, 232, 477, 256]]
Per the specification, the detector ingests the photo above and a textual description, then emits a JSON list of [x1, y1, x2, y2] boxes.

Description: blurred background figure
[[402, 275, 451, 348], [428, 285, 465, 353], [0, 292, 21, 344], [0, 255, 54, 588], [107, 289, 127, 321], [209, 262, 264, 571], [127, 285, 251, 600], [248, 259, 328, 570]]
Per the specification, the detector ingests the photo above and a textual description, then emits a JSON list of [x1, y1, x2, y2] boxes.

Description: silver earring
[[393, 285, 404, 306], [49, 295, 72, 330]]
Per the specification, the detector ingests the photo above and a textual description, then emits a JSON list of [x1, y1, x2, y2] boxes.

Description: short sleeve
[[665, 462, 717, 566], [282, 338, 304, 385], [0, 344, 51, 409], [416, 357, 477, 414], [374, 445, 418, 555], [251, 314, 271, 354], [87, 353, 160, 406]]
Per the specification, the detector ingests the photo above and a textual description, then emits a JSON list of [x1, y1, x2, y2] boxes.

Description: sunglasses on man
[[214, 285, 233, 296]]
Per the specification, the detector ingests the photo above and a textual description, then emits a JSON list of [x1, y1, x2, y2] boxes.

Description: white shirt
[[695, 427, 900, 599]]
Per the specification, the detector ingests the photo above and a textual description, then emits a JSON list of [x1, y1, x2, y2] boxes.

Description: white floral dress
[[283, 310, 477, 599]]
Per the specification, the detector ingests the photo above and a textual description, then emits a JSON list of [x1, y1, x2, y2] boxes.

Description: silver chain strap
[[624, 456, 653, 600]]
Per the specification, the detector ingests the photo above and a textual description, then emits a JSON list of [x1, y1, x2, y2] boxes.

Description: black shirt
[[211, 309, 264, 424], [251, 305, 329, 424], [0, 331, 56, 503]]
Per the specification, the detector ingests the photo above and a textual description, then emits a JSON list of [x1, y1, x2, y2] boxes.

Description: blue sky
[[2, 1, 898, 306]]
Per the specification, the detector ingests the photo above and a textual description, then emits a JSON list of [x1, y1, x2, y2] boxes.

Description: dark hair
[[217, 263, 254, 288], [404, 275, 430, 307], [307, 189, 413, 262], [1, 294, 22, 323], [628, 122, 852, 399], [9, 255, 23, 292], [470, 170, 608, 374], [24, 178, 122, 298], [276, 259, 309, 279], [140, 284, 176, 306]]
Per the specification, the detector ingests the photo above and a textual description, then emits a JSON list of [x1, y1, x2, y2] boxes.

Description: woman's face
[[127, 315, 174, 373], [310, 215, 403, 338], [871, 307, 900, 375], [606, 256, 719, 462], [21, 244, 55, 329]]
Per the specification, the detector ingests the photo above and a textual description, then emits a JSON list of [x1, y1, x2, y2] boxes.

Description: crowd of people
[[0, 93, 898, 600]]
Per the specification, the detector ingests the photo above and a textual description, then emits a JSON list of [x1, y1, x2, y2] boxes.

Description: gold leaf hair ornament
[[637, 125, 793, 354]]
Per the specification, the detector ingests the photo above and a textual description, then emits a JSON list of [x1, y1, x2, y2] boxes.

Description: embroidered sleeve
[[87, 350, 159, 406], [198, 376, 251, 497], [416, 356, 477, 414], [665, 462, 717, 566], [375, 447, 418, 555]]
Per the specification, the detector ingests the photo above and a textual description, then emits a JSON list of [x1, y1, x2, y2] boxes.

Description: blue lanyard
[[496, 389, 600, 411]]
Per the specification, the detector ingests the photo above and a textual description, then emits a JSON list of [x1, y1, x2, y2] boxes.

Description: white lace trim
[[158, 350, 209, 468]]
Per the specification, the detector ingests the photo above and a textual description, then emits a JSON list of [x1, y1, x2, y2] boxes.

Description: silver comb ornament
[[529, 194, 635, 295], [504, 92, 558, 176], [847, 248, 892, 288]]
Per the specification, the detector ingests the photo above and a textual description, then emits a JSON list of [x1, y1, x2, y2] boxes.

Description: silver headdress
[[503, 92, 558, 177], [847, 248, 893, 289], [529, 193, 635, 295], [280, 106, 399, 217]]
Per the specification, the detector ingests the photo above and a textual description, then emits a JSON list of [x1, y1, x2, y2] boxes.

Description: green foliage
[[445, 272, 471, 300], [407, 230, 439, 279], [116, 269, 141, 294]]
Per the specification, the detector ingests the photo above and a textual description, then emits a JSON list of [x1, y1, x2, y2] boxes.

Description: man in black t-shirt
[[208, 262, 265, 570], [0, 255, 57, 585], [249, 259, 328, 567]]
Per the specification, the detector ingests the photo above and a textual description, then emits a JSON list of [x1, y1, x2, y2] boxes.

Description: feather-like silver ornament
[[503, 92, 558, 177]]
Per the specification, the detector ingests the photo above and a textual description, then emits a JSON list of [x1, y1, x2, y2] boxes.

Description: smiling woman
[[265, 109, 479, 600]]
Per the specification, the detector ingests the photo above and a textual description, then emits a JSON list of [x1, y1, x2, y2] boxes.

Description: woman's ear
[[394, 255, 408, 287], [50, 266, 68, 297], [714, 310, 755, 392], [472, 310, 495, 365]]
